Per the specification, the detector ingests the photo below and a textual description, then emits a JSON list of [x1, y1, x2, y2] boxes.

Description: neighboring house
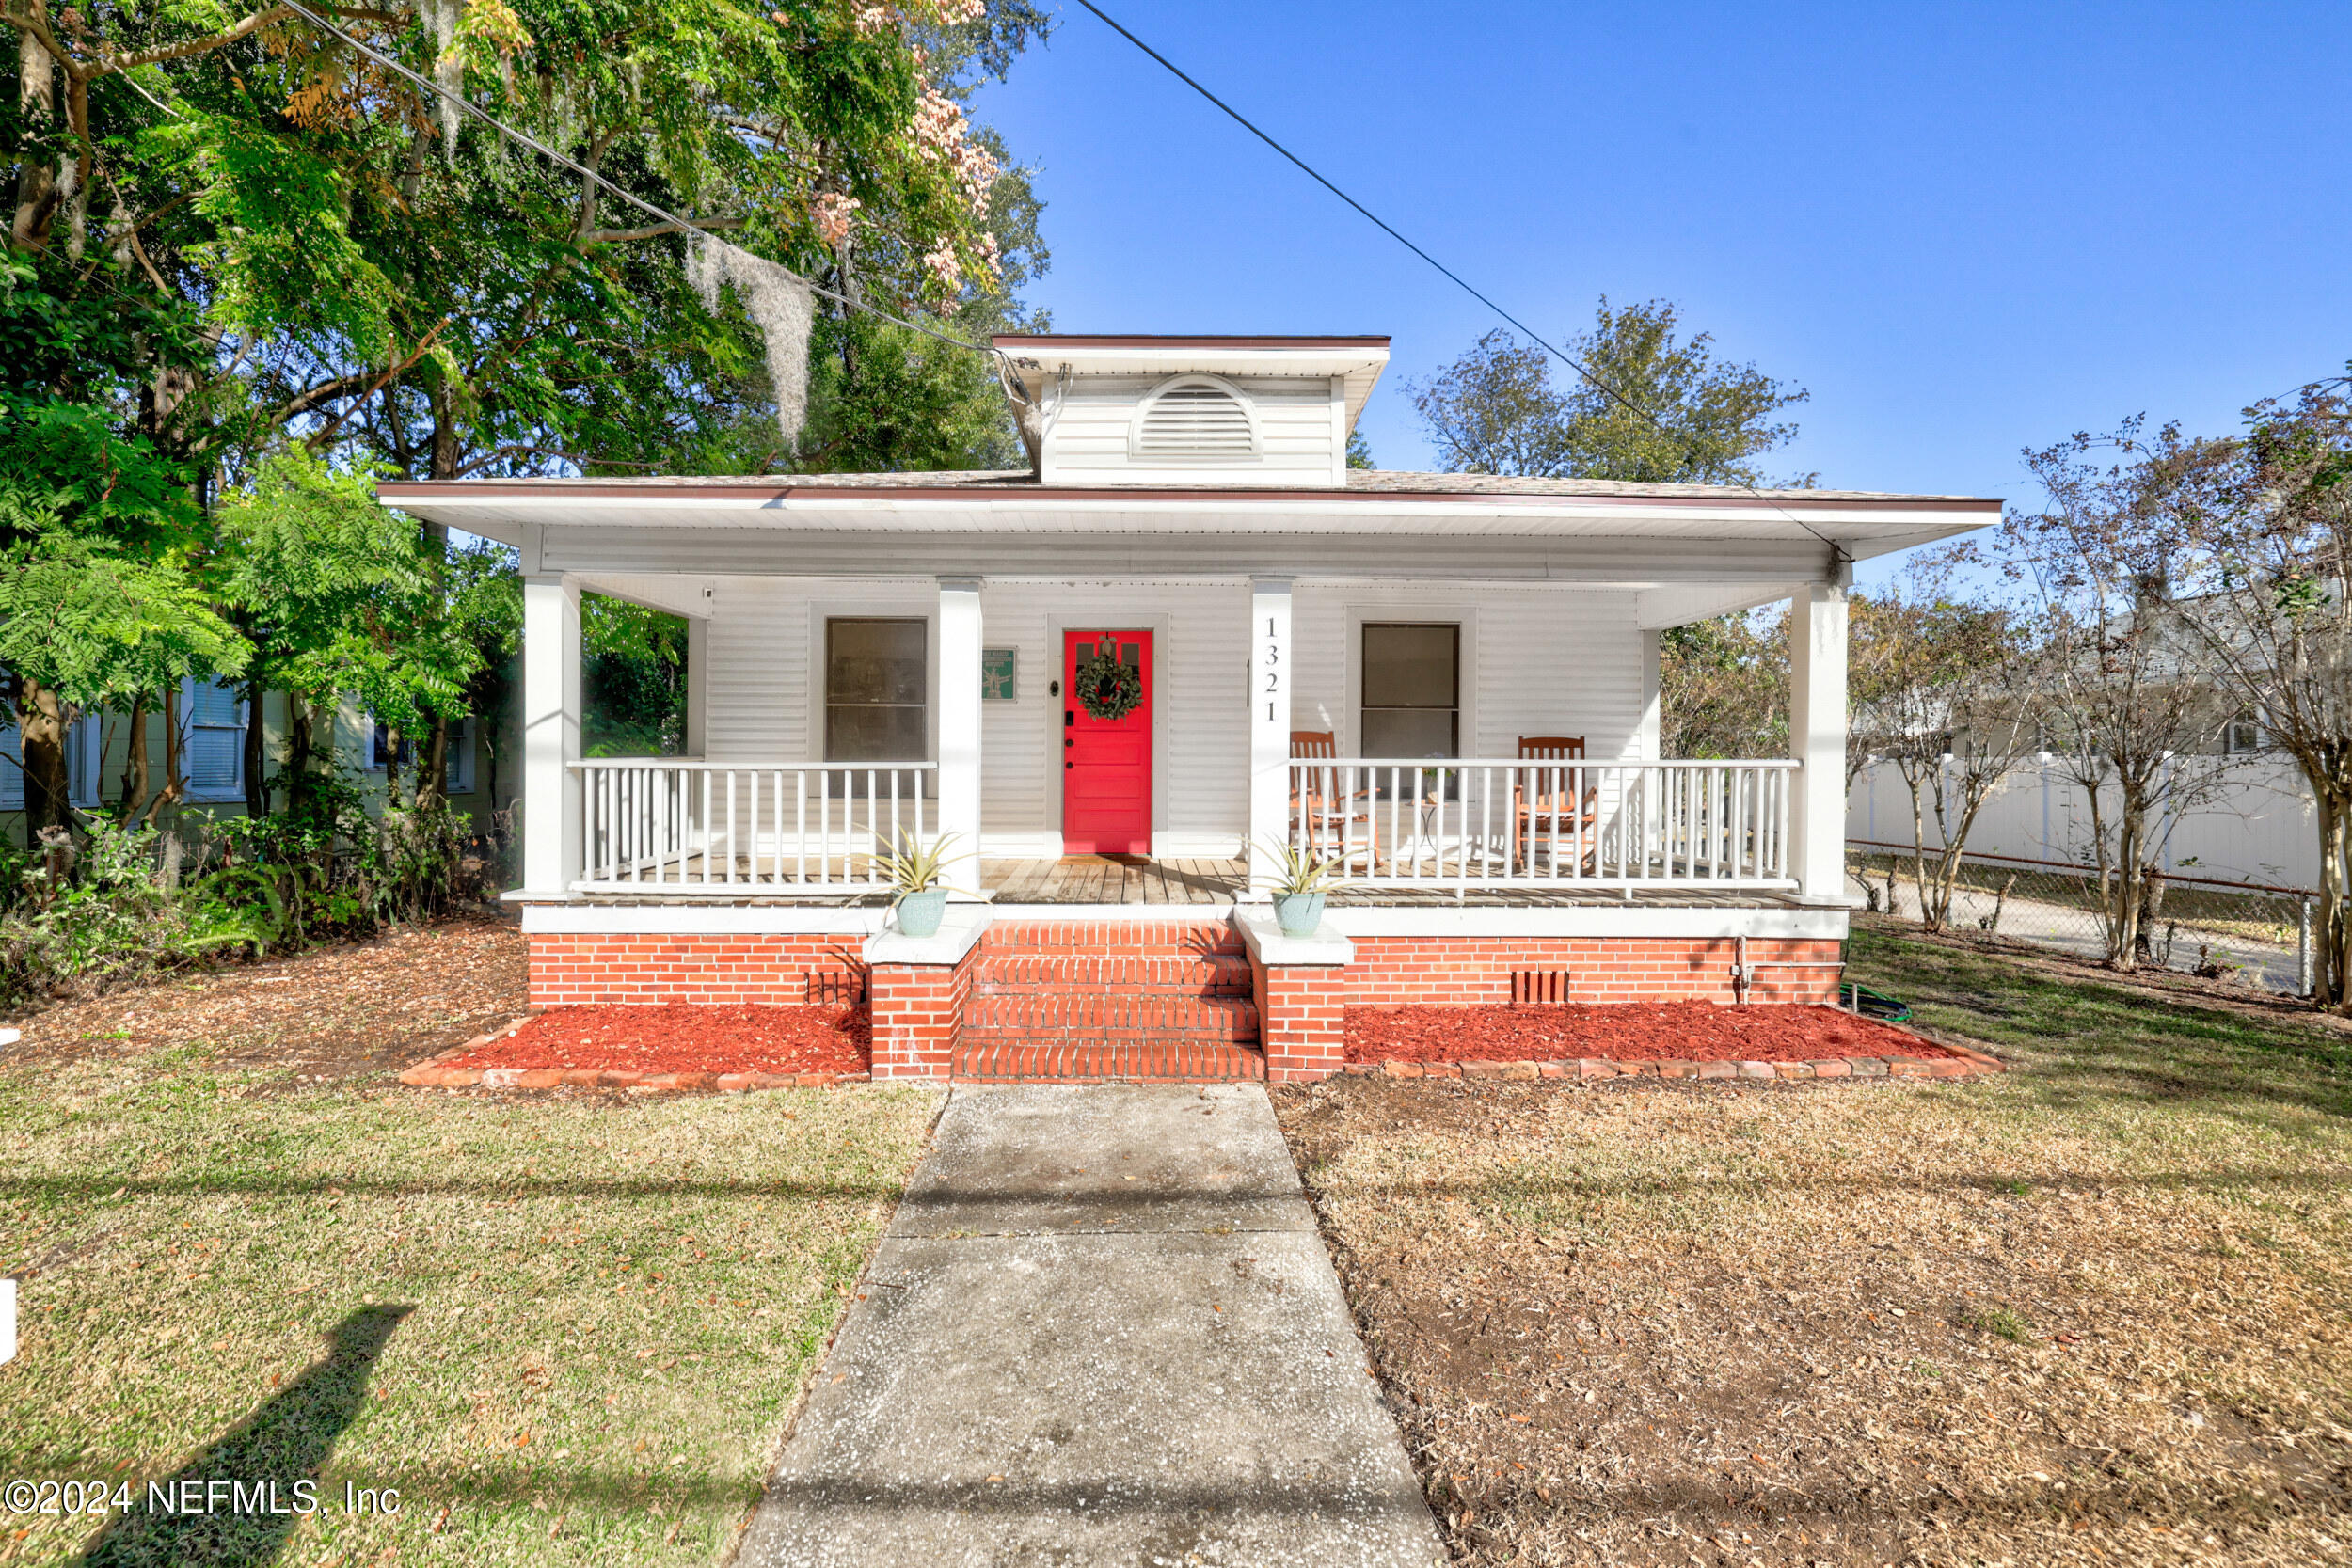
[[0, 678, 518, 845], [383, 333, 1995, 1083]]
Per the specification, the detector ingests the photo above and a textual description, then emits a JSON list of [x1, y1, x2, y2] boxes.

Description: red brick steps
[[955, 1038, 1267, 1082], [952, 921, 1263, 1082]]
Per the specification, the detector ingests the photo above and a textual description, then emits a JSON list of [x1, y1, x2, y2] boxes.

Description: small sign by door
[[1062, 630, 1152, 855], [981, 647, 1018, 702]]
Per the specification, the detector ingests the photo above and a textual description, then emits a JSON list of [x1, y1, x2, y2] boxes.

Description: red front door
[[1062, 629, 1152, 855]]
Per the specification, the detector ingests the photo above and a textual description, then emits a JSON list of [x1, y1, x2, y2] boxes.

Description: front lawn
[[0, 927, 936, 1567], [1276, 919, 2352, 1566]]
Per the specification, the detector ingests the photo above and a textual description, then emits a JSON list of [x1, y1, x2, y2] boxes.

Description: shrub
[[0, 779, 485, 1006]]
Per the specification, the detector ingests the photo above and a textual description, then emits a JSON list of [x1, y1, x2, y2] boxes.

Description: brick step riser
[[983, 923, 1242, 958], [963, 997, 1260, 1042], [953, 1044, 1267, 1083], [977, 956, 1252, 993]]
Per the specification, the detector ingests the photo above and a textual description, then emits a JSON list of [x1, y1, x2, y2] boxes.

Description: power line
[[1070, 0, 1659, 432], [275, 0, 1003, 368], [1072, 0, 1852, 568]]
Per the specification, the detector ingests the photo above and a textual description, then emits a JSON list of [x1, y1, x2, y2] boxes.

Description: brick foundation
[[527, 932, 866, 1006], [1345, 936, 1842, 1007], [867, 944, 981, 1081], [1248, 951, 1345, 1084], [524, 924, 1846, 1081]]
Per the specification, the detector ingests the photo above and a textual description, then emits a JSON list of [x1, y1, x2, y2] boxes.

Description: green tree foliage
[[1411, 299, 1812, 486], [213, 450, 478, 812], [1658, 610, 1788, 759], [581, 594, 687, 756], [8, 0, 1050, 483], [0, 273, 236, 827]]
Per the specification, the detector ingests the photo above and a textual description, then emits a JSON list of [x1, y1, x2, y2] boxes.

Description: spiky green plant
[[874, 831, 974, 903], [1255, 837, 1353, 897]]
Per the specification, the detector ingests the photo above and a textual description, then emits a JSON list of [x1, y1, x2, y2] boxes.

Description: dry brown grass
[[1275, 921, 2352, 1566]]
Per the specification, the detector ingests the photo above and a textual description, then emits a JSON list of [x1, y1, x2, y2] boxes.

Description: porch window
[[825, 618, 929, 762], [1360, 623, 1459, 758]]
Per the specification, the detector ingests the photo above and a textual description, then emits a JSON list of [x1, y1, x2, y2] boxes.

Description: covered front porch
[[513, 571, 1856, 913]]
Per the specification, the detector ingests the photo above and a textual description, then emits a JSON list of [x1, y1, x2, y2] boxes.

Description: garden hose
[[1846, 982, 1913, 1023]]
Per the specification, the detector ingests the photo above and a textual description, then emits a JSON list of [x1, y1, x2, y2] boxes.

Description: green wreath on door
[[1073, 650, 1144, 721]]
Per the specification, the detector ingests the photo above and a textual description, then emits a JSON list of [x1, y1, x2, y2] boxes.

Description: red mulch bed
[[450, 1005, 870, 1077], [1344, 1002, 1961, 1064]]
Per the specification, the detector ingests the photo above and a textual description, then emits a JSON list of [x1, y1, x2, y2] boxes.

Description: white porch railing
[[1287, 758, 1798, 892], [573, 759, 937, 892]]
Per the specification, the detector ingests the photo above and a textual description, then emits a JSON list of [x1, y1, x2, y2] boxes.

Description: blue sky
[[971, 1, 2352, 586]]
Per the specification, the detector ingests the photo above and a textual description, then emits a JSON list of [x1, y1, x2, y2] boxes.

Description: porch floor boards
[[980, 856, 1246, 905], [979, 858, 1802, 909], [573, 854, 1801, 909]]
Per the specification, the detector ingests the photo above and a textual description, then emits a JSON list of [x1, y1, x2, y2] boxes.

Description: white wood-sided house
[[382, 335, 1996, 1083]]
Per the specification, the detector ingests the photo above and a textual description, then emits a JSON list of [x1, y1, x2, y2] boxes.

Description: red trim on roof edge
[[989, 334, 1391, 349], [374, 480, 2002, 512]]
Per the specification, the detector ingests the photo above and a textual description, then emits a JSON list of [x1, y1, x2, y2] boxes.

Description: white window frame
[[1355, 619, 1466, 760], [180, 676, 249, 803], [444, 713, 476, 795], [2223, 715, 2265, 756], [1341, 603, 1482, 759], [812, 610, 936, 765], [0, 712, 102, 812], [369, 711, 475, 793], [67, 719, 102, 808]]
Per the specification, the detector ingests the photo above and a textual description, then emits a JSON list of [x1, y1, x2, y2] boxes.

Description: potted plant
[[1258, 838, 1349, 938], [875, 832, 969, 938]]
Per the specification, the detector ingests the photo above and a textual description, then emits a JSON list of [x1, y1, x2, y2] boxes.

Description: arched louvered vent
[[1129, 375, 1260, 461]]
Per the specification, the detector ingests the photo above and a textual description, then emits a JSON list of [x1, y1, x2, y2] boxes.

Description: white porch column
[[520, 574, 582, 896], [684, 615, 710, 757], [1246, 576, 1294, 895], [1787, 582, 1850, 905], [935, 576, 984, 891]]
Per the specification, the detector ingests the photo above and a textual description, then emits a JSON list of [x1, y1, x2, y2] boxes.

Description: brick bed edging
[[393, 1022, 871, 1094], [1340, 1039, 2007, 1084]]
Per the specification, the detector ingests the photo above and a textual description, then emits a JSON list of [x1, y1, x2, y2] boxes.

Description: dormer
[[993, 334, 1390, 487]]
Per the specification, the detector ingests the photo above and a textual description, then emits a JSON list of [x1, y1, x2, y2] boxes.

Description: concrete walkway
[[734, 1084, 1445, 1568]]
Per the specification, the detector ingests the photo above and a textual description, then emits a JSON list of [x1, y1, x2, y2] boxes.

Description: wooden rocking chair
[[1290, 730, 1383, 873], [1512, 736, 1600, 873]]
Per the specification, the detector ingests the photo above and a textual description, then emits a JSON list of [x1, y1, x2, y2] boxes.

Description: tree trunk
[[287, 692, 315, 818], [141, 687, 184, 827], [12, 23, 56, 249], [416, 717, 450, 812], [243, 677, 268, 818], [2313, 784, 2351, 1012], [1903, 769, 1936, 933], [2108, 796, 2150, 970], [117, 691, 151, 821], [10, 674, 73, 836]]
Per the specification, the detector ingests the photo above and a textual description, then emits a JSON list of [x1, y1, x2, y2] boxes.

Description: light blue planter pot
[[1272, 891, 1327, 939], [895, 888, 948, 938]]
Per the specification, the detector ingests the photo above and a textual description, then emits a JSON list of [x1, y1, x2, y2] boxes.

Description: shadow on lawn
[[79, 1304, 409, 1568], [1848, 923, 2352, 1124]]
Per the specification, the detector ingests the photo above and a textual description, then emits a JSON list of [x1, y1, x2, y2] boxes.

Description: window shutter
[[186, 727, 241, 793], [0, 725, 20, 812], [191, 680, 243, 727], [1131, 378, 1259, 460], [183, 677, 246, 798]]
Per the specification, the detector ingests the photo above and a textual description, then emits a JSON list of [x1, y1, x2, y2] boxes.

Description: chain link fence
[[1846, 839, 2317, 996]]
